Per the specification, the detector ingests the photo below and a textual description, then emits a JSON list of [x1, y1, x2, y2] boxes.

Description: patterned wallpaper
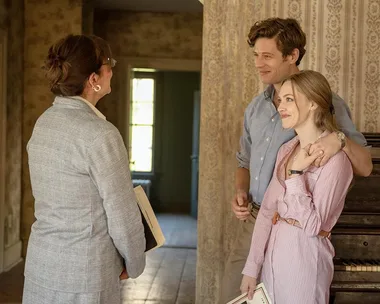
[[198, 0, 380, 303], [94, 10, 203, 60], [292, 0, 379, 132], [22, 0, 82, 255], [94, 10, 203, 131]]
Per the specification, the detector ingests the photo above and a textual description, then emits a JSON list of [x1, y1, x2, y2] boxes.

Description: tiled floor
[[122, 214, 197, 303], [0, 214, 197, 304], [157, 214, 197, 249], [121, 248, 196, 304]]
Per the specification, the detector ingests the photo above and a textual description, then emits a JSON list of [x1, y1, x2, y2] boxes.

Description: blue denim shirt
[[237, 85, 367, 204]]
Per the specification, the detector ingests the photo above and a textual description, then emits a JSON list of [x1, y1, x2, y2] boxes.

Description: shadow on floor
[[0, 260, 24, 304]]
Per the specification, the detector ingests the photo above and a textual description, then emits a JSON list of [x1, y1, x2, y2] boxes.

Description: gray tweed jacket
[[24, 96, 146, 293]]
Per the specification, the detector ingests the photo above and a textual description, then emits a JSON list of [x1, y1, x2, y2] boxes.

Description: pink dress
[[242, 134, 353, 304]]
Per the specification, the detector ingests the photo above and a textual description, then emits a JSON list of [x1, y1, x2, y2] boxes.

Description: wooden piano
[[330, 133, 380, 303]]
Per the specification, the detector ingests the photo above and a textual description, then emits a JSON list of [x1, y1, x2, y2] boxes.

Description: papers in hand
[[134, 186, 166, 252], [226, 283, 272, 304]]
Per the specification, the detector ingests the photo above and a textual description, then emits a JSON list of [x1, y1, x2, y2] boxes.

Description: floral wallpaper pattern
[[94, 10, 203, 130], [95, 11, 203, 60], [22, 0, 82, 255]]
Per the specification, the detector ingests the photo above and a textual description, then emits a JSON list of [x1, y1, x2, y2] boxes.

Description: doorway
[[118, 58, 201, 302], [129, 70, 200, 216], [128, 69, 200, 248], [117, 58, 201, 218]]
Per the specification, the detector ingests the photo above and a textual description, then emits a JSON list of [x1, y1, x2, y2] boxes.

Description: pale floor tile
[[157, 214, 197, 249], [121, 214, 197, 303], [122, 247, 196, 304]]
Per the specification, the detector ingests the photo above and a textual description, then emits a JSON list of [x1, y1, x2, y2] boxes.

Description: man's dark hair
[[247, 18, 306, 66]]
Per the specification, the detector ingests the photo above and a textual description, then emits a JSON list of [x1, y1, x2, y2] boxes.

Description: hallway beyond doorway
[[157, 214, 197, 249]]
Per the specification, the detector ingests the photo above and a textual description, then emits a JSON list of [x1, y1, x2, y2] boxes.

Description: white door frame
[[0, 29, 7, 274]]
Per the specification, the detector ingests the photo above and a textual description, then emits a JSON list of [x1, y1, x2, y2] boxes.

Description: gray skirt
[[22, 278, 121, 304]]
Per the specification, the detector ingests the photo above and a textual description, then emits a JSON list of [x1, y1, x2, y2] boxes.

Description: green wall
[[151, 71, 200, 213]]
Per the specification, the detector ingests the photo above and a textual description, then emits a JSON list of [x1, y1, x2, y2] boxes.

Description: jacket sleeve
[[283, 152, 353, 236], [87, 127, 146, 278]]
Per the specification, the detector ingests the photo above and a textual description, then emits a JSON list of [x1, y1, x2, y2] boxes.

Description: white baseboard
[[4, 240, 22, 271]]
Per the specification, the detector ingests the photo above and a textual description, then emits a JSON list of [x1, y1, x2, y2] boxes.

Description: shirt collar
[[263, 85, 275, 101], [70, 96, 106, 120]]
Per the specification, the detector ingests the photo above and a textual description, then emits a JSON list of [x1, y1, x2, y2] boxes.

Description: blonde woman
[[240, 70, 353, 303]]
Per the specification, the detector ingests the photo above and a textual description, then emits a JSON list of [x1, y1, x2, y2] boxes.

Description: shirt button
[[255, 176, 258, 180], [260, 157, 264, 161], [271, 118, 275, 122], [266, 137, 270, 141]]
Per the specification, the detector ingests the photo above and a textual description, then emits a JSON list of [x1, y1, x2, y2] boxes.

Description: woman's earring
[[93, 85, 101, 92]]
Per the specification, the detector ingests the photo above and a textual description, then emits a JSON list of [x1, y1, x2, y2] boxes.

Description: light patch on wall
[[133, 68, 157, 72]]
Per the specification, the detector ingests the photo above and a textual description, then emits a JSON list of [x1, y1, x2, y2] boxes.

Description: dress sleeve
[[283, 152, 353, 236]]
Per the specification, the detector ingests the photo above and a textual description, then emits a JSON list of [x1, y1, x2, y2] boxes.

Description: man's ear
[[287, 48, 300, 65]]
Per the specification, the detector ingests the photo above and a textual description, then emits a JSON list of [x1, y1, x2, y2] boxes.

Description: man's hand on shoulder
[[310, 132, 341, 167]]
